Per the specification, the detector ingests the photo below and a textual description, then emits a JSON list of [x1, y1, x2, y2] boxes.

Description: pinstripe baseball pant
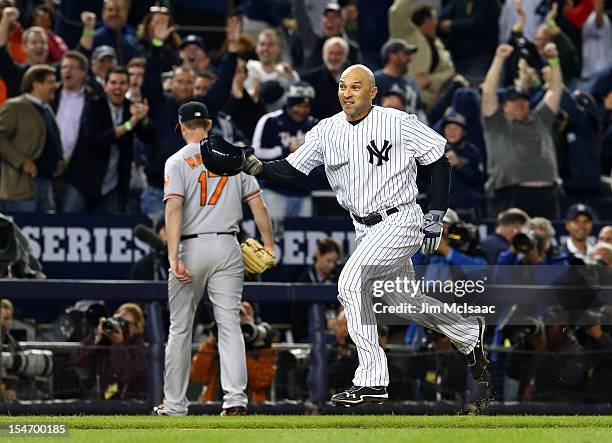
[[337, 205, 480, 387]]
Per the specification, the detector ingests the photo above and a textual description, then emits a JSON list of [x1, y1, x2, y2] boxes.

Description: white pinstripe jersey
[[286, 106, 447, 217], [163, 143, 261, 235]]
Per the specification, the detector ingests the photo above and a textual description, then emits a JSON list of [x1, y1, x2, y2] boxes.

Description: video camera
[[1, 349, 53, 378]]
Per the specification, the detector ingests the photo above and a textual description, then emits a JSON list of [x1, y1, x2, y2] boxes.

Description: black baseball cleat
[[467, 316, 489, 383], [331, 386, 388, 407], [220, 406, 247, 416]]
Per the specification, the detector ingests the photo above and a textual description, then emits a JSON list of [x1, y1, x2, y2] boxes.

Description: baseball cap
[[286, 81, 315, 107], [442, 111, 467, 129], [381, 39, 417, 62], [92, 45, 117, 62], [260, 80, 285, 104], [503, 86, 530, 102], [178, 101, 209, 123], [573, 90, 603, 125], [443, 208, 460, 224], [566, 203, 595, 221], [324, 2, 342, 15], [180, 34, 205, 51]]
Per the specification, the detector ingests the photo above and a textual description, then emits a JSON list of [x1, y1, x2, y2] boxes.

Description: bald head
[[338, 64, 378, 121], [340, 64, 376, 89]]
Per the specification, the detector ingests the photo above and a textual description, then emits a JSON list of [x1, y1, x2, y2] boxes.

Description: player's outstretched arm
[[247, 195, 275, 256], [421, 152, 452, 254], [165, 198, 193, 284], [243, 155, 307, 183]]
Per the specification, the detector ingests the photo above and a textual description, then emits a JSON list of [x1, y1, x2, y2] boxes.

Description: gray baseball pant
[[163, 234, 247, 414]]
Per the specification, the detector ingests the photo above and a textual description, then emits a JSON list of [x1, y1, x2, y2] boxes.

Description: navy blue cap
[[381, 39, 418, 62], [180, 34, 205, 51], [286, 81, 315, 107], [442, 111, 467, 129], [503, 86, 530, 102], [566, 203, 595, 221]]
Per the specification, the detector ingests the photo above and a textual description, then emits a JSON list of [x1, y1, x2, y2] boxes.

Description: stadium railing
[[1, 280, 612, 415]]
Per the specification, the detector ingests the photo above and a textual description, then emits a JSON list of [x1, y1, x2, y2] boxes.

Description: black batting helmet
[[200, 135, 252, 176]]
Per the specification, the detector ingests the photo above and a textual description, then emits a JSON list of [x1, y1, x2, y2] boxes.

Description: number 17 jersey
[[163, 143, 262, 235]]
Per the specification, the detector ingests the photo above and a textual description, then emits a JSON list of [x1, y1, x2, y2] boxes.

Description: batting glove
[[421, 210, 445, 254], [242, 150, 263, 176]]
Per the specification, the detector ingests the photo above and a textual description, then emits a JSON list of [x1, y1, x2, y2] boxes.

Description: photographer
[[480, 208, 529, 265], [291, 238, 341, 343], [496, 316, 546, 402], [1, 299, 17, 401], [74, 303, 147, 400], [190, 302, 277, 404], [1, 299, 49, 401], [412, 209, 487, 282], [533, 312, 589, 403], [574, 312, 612, 403], [410, 329, 468, 402], [128, 219, 169, 280], [497, 217, 569, 267]]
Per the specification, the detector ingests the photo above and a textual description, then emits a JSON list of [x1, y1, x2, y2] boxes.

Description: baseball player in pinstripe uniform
[[154, 102, 275, 416], [242, 65, 489, 407]]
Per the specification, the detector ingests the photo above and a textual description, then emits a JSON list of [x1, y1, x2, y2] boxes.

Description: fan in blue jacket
[[251, 81, 323, 218], [440, 112, 485, 212]]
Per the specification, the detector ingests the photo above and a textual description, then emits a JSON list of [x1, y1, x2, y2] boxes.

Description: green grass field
[[1, 415, 611, 443]]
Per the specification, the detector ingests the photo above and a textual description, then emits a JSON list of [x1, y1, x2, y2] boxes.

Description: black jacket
[[49, 84, 97, 114], [302, 65, 343, 120], [64, 95, 153, 199], [0, 46, 28, 99]]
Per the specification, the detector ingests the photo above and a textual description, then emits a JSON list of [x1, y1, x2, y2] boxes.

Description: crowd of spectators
[[0, 0, 608, 223]]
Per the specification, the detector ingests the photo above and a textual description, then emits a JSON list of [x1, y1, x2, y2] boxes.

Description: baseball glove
[[240, 238, 277, 274]]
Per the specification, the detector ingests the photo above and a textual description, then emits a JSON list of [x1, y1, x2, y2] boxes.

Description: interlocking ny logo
[[366, 139, 392, 166]]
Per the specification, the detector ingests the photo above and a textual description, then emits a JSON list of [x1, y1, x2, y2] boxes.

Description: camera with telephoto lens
[[241, 321, 272, 348], [512, 230, 545, 255], [102, 315, 129, 337], [1, 349, 53, 377], [513, 316, 545, 342], [446, 222, 480, 254]]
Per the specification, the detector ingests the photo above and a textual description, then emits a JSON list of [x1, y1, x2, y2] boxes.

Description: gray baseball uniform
[[162, 142, 261, 414]]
